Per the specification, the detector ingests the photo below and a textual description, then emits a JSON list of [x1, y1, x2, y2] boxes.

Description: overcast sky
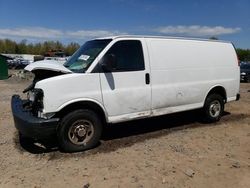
[[0, 0, 249, 48]]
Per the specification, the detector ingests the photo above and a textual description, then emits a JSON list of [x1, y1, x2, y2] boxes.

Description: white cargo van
[[11, 36, 240, 152]]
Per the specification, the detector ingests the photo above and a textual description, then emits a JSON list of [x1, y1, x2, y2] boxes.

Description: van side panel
[[35, 73, 104, 114], [146, 38, 239, 114]]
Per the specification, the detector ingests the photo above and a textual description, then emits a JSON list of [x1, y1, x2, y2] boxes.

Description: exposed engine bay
[[22, 69, 66, 117]]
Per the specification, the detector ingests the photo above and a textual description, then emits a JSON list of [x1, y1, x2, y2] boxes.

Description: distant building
[[44, 50, 68, 64], [44, 50, 66, 57]]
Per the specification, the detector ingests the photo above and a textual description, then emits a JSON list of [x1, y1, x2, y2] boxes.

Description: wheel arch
[[204, 85, 227, 106], [56, 99, 108, 124]]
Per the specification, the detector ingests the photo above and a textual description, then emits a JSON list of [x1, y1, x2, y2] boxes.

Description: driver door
[[99, 39, 151, 122]]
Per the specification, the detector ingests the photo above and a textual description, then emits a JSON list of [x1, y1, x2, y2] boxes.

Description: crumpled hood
[[25, 60, 72, 73]]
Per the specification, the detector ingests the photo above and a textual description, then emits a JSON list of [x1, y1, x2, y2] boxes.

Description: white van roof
[[96, 35, 231, 44]]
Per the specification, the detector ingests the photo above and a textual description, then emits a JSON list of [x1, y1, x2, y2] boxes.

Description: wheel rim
[[209, 100, 221, 118], [68, 119, 94, 145]]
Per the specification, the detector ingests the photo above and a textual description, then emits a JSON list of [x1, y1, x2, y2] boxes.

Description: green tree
[[236, 49, 250, 61], [17, 39, 28, 54], [65, 42, 80, 56], [4, 39, 16, 53]]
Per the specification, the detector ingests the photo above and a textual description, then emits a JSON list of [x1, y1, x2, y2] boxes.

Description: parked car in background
[[240, 62, 250, 82], [7, 59, 30, 69]]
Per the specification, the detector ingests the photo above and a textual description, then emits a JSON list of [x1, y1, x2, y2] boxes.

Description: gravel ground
[[0, 73, 250, 188]]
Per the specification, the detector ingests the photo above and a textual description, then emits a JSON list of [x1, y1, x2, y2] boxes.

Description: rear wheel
[[57, 109, 102, 152], [203, 94, 224, 123]]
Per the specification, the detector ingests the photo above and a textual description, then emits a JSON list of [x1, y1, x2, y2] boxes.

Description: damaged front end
[[11, 95, 59, 138], [23, 88, 44, 117], [11, 60, 70, 138], [22, 69, 65, 118]]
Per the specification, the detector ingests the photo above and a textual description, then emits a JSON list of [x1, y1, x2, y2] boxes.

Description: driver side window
[[101, 40, 145, 72]]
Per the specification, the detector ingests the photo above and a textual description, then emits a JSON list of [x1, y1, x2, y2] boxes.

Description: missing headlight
[[31, 88, 44, 116], [27, 90, 35, 101]]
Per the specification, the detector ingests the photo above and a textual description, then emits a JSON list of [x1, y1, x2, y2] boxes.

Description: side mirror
[[101, 54, 117, 72]]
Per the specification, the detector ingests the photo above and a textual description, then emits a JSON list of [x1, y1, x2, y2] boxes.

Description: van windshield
[[64, 39, 112, 73]]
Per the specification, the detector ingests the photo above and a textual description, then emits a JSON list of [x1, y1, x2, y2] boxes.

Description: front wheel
[[57, 109, 102, 152], [203, 94, 224, 123]]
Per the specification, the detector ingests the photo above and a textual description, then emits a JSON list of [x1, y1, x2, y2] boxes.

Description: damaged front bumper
[[11, 95, 59, 139]]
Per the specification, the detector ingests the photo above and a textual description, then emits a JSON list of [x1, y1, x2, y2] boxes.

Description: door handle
[[145, 73, 150, 84]]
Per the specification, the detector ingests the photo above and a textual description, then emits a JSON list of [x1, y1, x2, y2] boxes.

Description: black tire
[[57, 109, 102, 152], [203, 94, 224, 123]]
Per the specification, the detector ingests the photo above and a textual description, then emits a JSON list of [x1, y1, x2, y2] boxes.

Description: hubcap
[[209, 100, 221, 118], [68, 120, 94, 145]]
